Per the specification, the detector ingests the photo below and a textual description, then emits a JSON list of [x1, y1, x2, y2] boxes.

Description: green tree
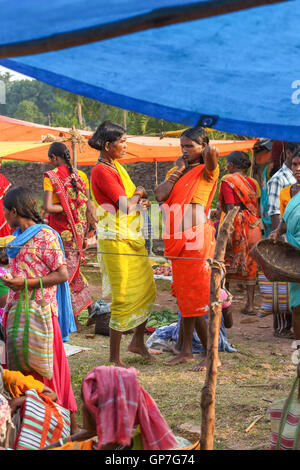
[[15, 100, 46, 124]]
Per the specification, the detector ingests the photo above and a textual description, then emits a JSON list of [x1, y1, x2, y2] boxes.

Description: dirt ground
[[68, 265, 298, 450]]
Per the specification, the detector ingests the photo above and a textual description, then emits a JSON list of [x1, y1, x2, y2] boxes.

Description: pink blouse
[[6, 228, 66, 316]]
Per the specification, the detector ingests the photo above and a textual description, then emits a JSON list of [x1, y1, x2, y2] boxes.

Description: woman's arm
[[2, 264, 68, 291], [118, 187, 149, 214], [42, 384, 57, 402], [154, 158, 186, 202], [269, 220, 287, 242], [203, 145, 219, 180], [43, 191, 64, 214]]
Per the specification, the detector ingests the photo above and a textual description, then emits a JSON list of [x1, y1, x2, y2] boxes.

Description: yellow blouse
[[44, 170, 89, 204], [280, 185, 292, 218], [166, 165, 219, 206]]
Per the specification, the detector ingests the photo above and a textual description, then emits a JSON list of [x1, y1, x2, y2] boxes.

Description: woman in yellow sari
[[89, 121, 156, 366]]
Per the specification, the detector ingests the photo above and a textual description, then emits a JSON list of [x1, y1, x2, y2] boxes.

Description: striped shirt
[[267, 163, 296, 217]]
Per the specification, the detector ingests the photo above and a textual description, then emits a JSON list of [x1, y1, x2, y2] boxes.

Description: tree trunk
[[200, 206, 239, 450]]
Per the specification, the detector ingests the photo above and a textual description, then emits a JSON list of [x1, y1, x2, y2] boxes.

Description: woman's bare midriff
[[180, 203, 206, 232]]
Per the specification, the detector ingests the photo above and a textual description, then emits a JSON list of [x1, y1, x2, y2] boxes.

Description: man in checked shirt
[[267, 142, 298, 338]]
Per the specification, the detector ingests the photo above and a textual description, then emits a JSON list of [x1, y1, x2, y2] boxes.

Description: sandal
[[241, 308, 256, 316]]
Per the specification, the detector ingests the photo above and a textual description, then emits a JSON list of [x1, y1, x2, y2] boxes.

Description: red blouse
[[91, 163, 126, 212], [221, 177, 257, 204]]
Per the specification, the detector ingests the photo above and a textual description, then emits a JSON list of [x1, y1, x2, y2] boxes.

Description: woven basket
[[95, 312, 111, 336], [250, 239, 300, 283]]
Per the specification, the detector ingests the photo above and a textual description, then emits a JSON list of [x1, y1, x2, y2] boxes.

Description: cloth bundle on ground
[[82, 365, 177, 450], [268, 376, 300, 450], [146, 311, 237, 354]]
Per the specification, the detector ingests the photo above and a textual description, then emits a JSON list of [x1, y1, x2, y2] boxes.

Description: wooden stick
[[200, 206, 239, 450], [72, 126, 77, 170], [245, 414, 264, 433], [0, 0, 287, 58]]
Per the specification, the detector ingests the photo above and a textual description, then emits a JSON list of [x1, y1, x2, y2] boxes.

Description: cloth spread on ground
[[146, 311, 237, 354], [82, 365, 177, 450]]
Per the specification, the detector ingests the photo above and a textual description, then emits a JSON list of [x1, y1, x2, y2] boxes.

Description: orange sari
[[220, 173, 261, 283], [162, 166, 217, 317]]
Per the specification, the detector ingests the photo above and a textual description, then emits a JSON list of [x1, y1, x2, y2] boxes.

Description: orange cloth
[[52, 440, 94, 450], [3, 369, 44, 398], [280, 185, 292, 217], [163, 165, 218, 317], [166, 166, 219, 206], [219, 173, 261, 282]]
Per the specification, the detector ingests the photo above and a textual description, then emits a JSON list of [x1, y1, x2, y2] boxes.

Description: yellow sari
[[91, 162, 156, 332]]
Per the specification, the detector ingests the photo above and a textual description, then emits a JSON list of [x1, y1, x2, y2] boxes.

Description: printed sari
[[162, 165, 217, 317], [283, 190, 300, 309], [220, 173, 261, 284], [0, 173, 11, 238], [45, 165, 92, 316], [91, 161, 156, 332]]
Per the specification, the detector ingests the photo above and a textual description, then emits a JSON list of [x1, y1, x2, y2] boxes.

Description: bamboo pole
[[71, 125, 77, 170], [0, 1, 287, 59], [200, 206, 239, 450]]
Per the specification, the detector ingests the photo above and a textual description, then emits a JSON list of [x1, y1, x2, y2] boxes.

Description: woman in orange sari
[[219, 151, 261, 315], [44, 142, 93, 332], [155, 127, 219, 368]]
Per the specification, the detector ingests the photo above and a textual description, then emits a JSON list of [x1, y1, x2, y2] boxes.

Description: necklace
[[98, 158, 116, 170], [188, 162, 201, 168]]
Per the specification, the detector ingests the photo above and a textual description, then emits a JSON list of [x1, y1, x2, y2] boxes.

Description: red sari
[[44, 165, 92, 316], [219, 173, 261, 283], [162, 166, 217, 317], [0, 173, 11, 237]]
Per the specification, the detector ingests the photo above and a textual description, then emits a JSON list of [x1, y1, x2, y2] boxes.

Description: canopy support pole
[[0, 0, 287, 59], [72, 125, 77, 170], [200, 206, 239, 450]]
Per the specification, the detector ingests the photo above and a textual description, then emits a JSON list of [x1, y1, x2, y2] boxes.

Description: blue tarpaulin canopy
[[0, 0, 299, 140]]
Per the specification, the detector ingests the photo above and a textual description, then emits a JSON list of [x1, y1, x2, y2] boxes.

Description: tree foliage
[[0, 71, 240, 140]]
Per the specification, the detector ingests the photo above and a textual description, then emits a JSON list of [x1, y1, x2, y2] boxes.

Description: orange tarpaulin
[[0, 115, 257, 165]]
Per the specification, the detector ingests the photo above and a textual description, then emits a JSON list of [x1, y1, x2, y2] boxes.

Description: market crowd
[[0, 121, 299, 449]]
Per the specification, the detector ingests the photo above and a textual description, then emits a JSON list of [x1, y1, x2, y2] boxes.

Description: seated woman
[[0, 365, 57, 449], [45, 365, 177, 451]]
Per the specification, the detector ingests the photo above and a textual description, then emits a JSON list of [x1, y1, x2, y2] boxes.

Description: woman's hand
[[268, 229, 281, 243], [2, 276, 25, 291], [203, 145, 218, 159], [175, 156, 187, 172], [139, 198, 150, 211], [9, 397, 26, 415], [135, 186, 148, 199]]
